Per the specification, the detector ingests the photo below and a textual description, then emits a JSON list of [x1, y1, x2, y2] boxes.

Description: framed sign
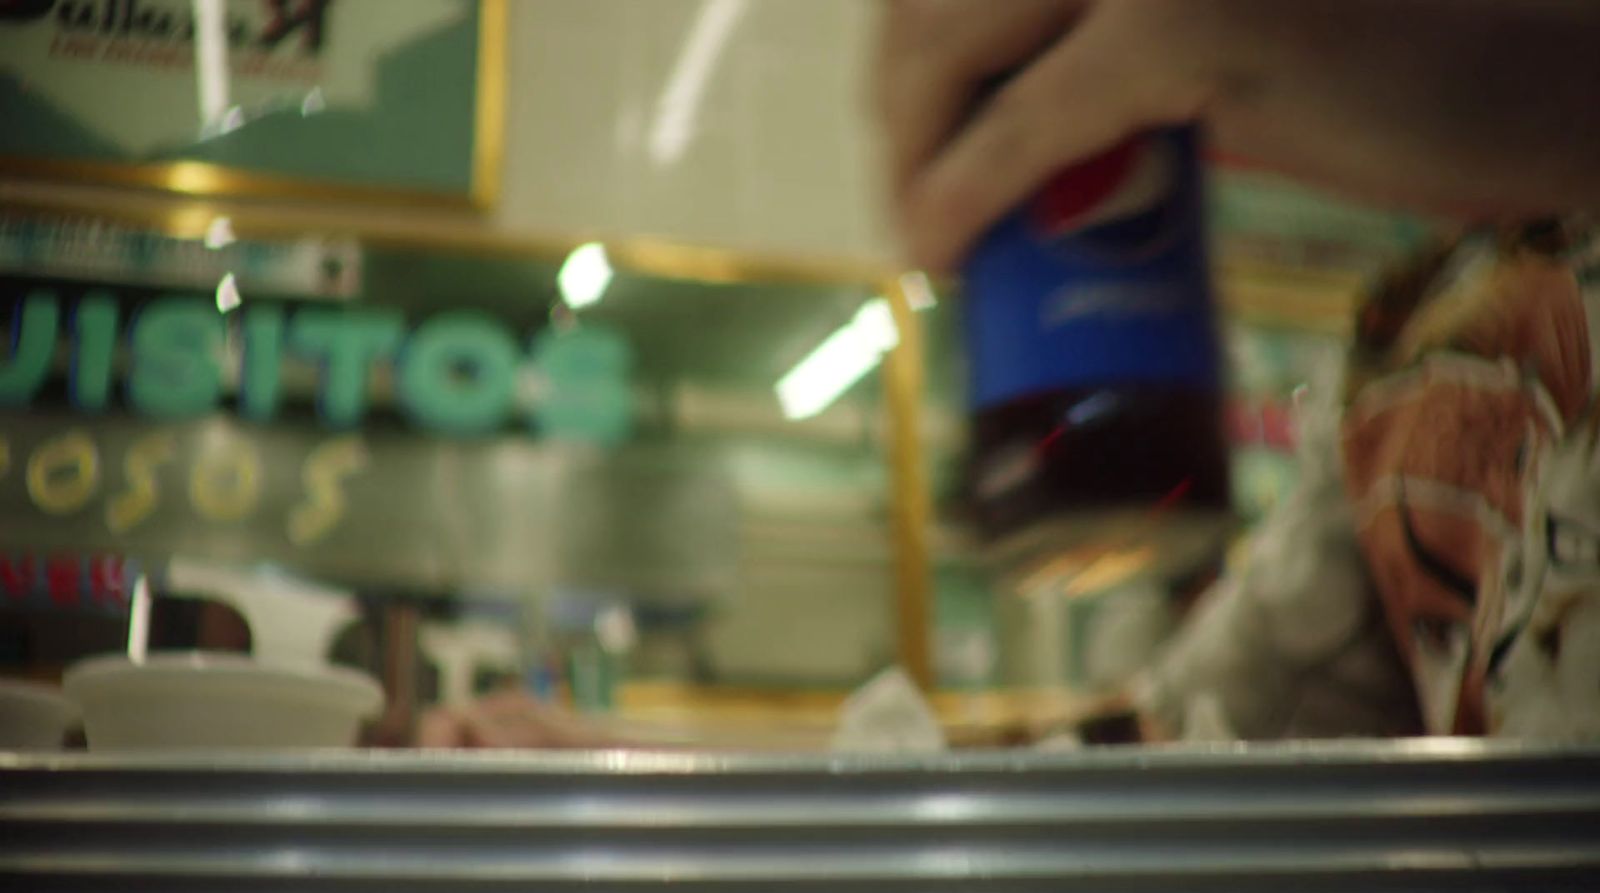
[[0, 0, 505, 209]]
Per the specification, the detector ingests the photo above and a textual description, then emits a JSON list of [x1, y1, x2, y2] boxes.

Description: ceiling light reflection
[[192, 0, 231, 134], [776, 298, 900, 420], [215, 271, 242, 313], [648, 0, 749, 167], [204, 216, 235, 250], [558, 243, 614, 310], [899, 271, 938, 312]]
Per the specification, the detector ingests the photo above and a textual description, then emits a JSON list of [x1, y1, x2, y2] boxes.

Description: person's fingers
[[415, 709, 467, 748], [456, 706, 523, 749], [418, 688, 625, 750], [477, 688, 544, 720], [901, 10, 1196, 272], [876, 0, 1085, 207]]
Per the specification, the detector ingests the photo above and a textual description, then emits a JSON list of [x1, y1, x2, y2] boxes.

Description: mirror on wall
[[0, 209, 911, 742]]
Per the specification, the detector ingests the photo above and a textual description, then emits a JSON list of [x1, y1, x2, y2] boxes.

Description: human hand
[[878, 0, 1600, 273], [415, 689, 620, 750], [878, 0, 1216, 272]]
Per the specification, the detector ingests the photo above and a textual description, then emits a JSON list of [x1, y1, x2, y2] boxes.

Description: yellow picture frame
[[0, 0, 506, 212]]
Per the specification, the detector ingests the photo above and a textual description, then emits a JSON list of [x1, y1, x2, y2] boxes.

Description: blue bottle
[[962, 127, 1231, 558]]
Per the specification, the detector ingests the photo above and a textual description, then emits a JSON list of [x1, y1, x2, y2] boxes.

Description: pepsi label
[[963, 127, 1221, 409]]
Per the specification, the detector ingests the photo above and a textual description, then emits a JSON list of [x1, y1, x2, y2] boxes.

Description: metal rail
[[3, 741, 1598, 891]]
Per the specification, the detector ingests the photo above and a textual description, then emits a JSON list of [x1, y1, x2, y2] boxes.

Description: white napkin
[[831, 667, 947, 754]]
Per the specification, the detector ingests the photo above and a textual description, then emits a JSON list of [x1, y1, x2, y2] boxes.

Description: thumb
[[415, 708, 468, 748], [902, 10, 1201, 272]]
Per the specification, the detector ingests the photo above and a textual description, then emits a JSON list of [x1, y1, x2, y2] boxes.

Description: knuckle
[[982, 87, 1052, 165]]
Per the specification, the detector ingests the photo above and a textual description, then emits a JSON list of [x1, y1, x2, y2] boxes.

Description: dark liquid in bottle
[[967, 385, 1231, 544]]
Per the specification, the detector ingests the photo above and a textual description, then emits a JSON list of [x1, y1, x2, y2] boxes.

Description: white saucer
[[63, 653, 384, 751], [0, 679, 78, 751]]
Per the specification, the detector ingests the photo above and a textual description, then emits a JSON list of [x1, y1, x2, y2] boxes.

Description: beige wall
[[0, 0, 1390, 314], [0, 0, 899, 274], [500, 0, 892, 266]]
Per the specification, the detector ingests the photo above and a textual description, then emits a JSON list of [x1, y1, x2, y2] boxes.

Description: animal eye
[[1547, 515, 1600, 569]]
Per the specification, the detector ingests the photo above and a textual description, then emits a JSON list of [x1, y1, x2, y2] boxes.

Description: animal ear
[[1352, 234, 1472, 356], [1501, 218, 1574, 259]]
